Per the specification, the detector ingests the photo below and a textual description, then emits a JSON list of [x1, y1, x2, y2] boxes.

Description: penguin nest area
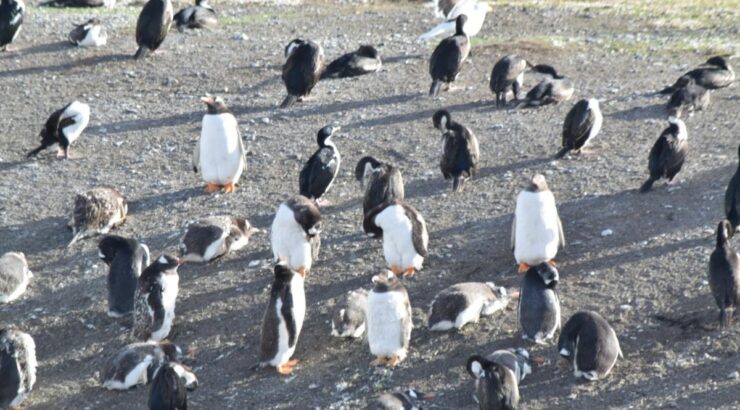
[[1, 0, 739, 409]]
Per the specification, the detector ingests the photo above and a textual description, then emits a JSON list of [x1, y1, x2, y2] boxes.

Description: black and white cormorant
[[134, 0, 173, 60], [321, 45, 382, 80], [490, 54, 530, 107], [516, 64, 574, 108], [355, 156, 405, 216], [281, 38, 324, 108], [0, 0, 24, 52], [725, 145, 740, 233], [666, 80, 710, 118], [299, 126, 341, 206], [428, 14, 470, 97], [432, 109, 480, 192], [660, 56, 735, 94], [639, 117, 688, 193], [708, 220, 740, 329], [173, 0, 217, 32], [556, 98, 603, 158]]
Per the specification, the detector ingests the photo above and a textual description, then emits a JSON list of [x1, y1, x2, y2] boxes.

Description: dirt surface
[[1, 1, 739, 409]]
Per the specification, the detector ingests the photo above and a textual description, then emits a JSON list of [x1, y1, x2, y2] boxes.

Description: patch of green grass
[[220, 11, 301, 27], [471, 35, 582, 51], [602, 37, 737, 56], [33, 5, 140, 17]]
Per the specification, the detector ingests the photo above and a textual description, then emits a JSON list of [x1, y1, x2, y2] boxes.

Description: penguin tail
[[452, 176, 465, 192], [319, 68, 335, 80], [554, 147, 570, 159], [26, 145, 45, 158], [639, 178, 656, 193], [429, 80, 442, 97], [658, 85, 675, 95], [133, 46, 149, 60], [280, 94, 298, 109]]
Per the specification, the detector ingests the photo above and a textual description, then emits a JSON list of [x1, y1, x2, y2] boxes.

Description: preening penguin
[[666, 81, 710, 118], [511, 174, 565, 272], [487, 348, 532, 383], [0, 328, 36, 409], [281, 38, 324, 108], [270, 195, 321, 276], [27, 100, 91, 159], [134, 0, 173, 59], [639, 117, 688, 193], [555, 98, 603, 159], [708, 220, 740, 329], [148, 361, 197, 410], [659, 55, 735, 94], [193, 95, 246, 193], [68, 187, 128, 247], [518, 263, 560, 344], [331, 288, 368, 338], [299, 125, 341, 205], [368, 389, 431, 410], [364, 200, 429, 277], [355, 156, 405, 217], [516, 64, 574, 108], [101, 341, 197, 390], [466, 354, 520, 410], [0, 252, 32, 304], [259, 262, 306, 375], [428, 282, 511, 331], [420, 0, 491, 40], [432, 109, 480, 192], [98, 235, 150, 317], [180, 216, 260, 263], [321, 45, 382, 80], [173, 0, 217, 32], [490, 54, 530, 107], [428, 15, 470, 97], [725, 145, 740, 232], [558, 310, 622, 381], [0, 0, 24, 52], [68, 18, 107, 47], [367, 271, 412, 368], [133, 255, 181, 342]]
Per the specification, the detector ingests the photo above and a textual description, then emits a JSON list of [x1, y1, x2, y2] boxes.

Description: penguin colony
[[0, 0, 738, 408]]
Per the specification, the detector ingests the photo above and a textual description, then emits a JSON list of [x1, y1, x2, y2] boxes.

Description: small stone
[[261, 117, 271, 124], [248, 260, 261, 268], [601, 229, 613, 237], [728, 371, 739, 380], [619, 304, 632, 311]]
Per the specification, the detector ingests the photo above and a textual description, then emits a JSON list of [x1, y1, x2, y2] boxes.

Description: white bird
[[419, 0, 491, 41]]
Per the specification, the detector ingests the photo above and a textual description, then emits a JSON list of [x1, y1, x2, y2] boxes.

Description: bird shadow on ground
[[607, 103, 666, 121], [345, 99, 490, 129], [0, 216, 69, 256], [282, 92, 420, 120], [0, 53, 130, 79], [3, 41, 69, 57], [0, 159, 28, 172], [382, 53, 424, 64], [128, 187, 205, 214]]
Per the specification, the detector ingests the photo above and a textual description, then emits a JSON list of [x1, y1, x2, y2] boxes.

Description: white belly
[[103, 355, 152, 390], [79, 26, 107, 47], [514, 191, 560, 265], [269, 276, 306, 366], [367, 291, 408, 358], [271, 205, 312, 272], [61, 101, 91, 145], [376, 206, 423, 271], [199, 113, 244, 185], [151, 274, 178, 341]]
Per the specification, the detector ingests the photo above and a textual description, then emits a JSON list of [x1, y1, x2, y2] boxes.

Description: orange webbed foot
[[205, 183, 220, 193], [546, 260, 558, 268], [370, 356, 388, 366], [401, 268, 416, 277], [518, 263, 530, 273], [390, 265, 402, 275], [222, 182, 236, 193], [276, 359, 298, 375], [297, 267, 307, 278], [386, 355, 401, 368]]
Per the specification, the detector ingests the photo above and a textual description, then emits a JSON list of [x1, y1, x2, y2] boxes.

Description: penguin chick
[[259, 262, 306, 375], [659, 55, 735, 94], [68, 187, 128, 247], [0, 252, 32, 304], [364, 200, 428, 277], [428, 282, 510, 331], [331, 288, 369, 338], [487, 348, 532, 383], [148, 361, 198, 410], [0, 0, 24, 52], [708, 220, 740, 329], [490, 54, 530, 107], [518, 263, 560, 344], [428, 14, 470, 97], [367, 271, 412, 368], [281, 38, 324, 108], [516, 64, 574, 108], [173, 0, 217, 32], [432, 109, 480, 192], [726, 145, 740, 232], [556, 98, 603, 159], [639, 116, 688, 193], [270, 195, 321, 276], [180, 216, 260, 263], [98, 235, 150, 317], [321, 45, 381, 79], [134, 0, 173, 59], [0, 328, 37, 409], [68, 18, 106, 47], [27, 100, 91, 159], [101, 340, 192, 390], [558, 310, 622, 381], [299, 125, 341, 206], [368, 388, 432, 410], [133, 255, 181, 342], [466, 354, 519, 410], [355, 156, 405, 217], [666, 81, 710, 118]]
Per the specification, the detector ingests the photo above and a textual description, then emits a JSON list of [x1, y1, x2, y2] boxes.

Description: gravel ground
[[1, 1, 739, 409]]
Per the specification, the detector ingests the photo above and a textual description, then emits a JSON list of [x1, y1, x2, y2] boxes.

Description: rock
[[601, 229, 613, 237]]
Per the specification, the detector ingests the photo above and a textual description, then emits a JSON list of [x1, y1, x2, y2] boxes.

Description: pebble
[[728, 371, 738, 380], [261, 117, 271, 124], [248, 260, 261, 268], [601, 229, 614, 237]]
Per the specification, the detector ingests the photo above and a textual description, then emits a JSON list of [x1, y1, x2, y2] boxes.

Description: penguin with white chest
[[0, 252, 32, 304], [518, 263, 560, 344], [556, 98, 603, 159], [259, 262, 306, 375], [367, 271, 412, 368], [428, 282, 511, 331], [299, 125, 341, 206], [0, 0, 24, 52], [639, 117, 688, 193], [331, 288, 368, 338], [428, 15, 470, 97], [27, 100, 90, 160], [180, 216, 260, 263], [511, 174, 565, 272], [270, 195, 321, 276], [708, 220, 740, 329], [193, 95, 246, 194], [432, 109, 480, 192], [98, 235, 150, 317], [364, 200, 428, 277], [101, 340, 197, 390], [558, 310, 622, 381], [281, 38, 324, 108], [0, 328, 36, 409], [134, 0, 173, 59], [133, 255, 181, 342], [68, 187, 128, 247], [726, 145, 740, 232], [355, 156, 405, 217], [68, 18, 106, 47]]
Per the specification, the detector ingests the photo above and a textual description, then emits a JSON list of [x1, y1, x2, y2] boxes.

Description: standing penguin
[[428, 14, 470, 97], [331, 288, 369, 339], [490, 54, 530, 107], [98, 235, 150, 317], [193, 95, 246, 193], [367, 271, 412, 368], [724, 145, 740, 232], [101, 341, 197, 390], [68, 187, 128, 247], [364, 200, 429, 277], [134, 0, 173, 59], [466, 354, 519, 410], [518, 263, 560, 344], [511, 174, 565, 272], [0, 252, 32, 304], [0, 328, 36, 409], [133, 255, 181, 342], [432, 109, 480, 192], [659, 56, 735, 94], [299, 125, 341, 205], [428, 282, 511, 331], [321, 45, 382, 79], [180, 216, 260, 263], [666, 81, 710, 118], [555, 98, 603, 159], [0, 0, 24, 52], [259, 262, 306, 375], [27, 101, 91, 159], [639, 117, 688, 193], [558, 310, 622, 381], [355, 156, 405, 217], [516, 64, 574, 108], [148, 362, 191, 410], [68, 18, 107, 47], [280, 38, 324, 108], [173, 0, 217, 32], [708, 220, 740, 329], [270, 195, 321, 276]]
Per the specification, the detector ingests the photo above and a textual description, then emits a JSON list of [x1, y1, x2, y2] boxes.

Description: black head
[[317, 125, 340, 147], [717, 220, 734, 245], [533, 262, 559, 286], [151, 254, 182, 272], [355, 156, 382, 183], [525, 174, 549, 192], [454, 14, 468, 36], [705, 56, 729, 69], [287, 195, 321, 238], [195, 0, 209, 6], [467, 355, 514, 408], [159, 341, 184, 362], [371, 270, 401, 291], [201, 95, 229, 114], [432, 109, 452, 131], [357, 45, 380, 59], [85, 18, 101, 26], [532, 64, 560, 78], [285, 38, 305, 58], [97, 235, 131, 265]]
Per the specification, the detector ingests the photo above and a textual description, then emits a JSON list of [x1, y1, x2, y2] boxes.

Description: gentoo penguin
[[368, 389, 431, 410], [68, 18, 107, 47], [133, 255, 181, 342], [516, 64, 574, 108], [490, 54, 530, 107], [0, 328, 36, 409], [355, 156, 405, 217], [0, 0, 24, 52], [487, 348, 532, 383], [428, 15, 470, 97], [428, 282, 511, 331], [0, 252, 32, 304], [331, 288, 368, 338], [659, 56, 735, 94], [518, 263, 560, 344], [101, 341, 197, 390], [555, 98, 603, 159], [321, 45, 382, 80], [98, 235, 150, 317], [193, 95, 246, 193], [364, 200, 429, 277], [432, 109, 480, 192], [280, 38, 324, 108], [68, 187, 128, 247], [639, 116, 688, 193], [466, 354, 519, 410], [420, 0, 491, 40], [558, 310, 622, 381], [180, 216, 259, 263], [134, 0, 173, 59], [708, 220, 740, 329], [148, 362, 194, 410], [367, 271, 412, 368], [259, 262, 306, 375], [27, 100, 91, 159], [666, 81, 710, 118], [299, 125, 341, 205], [511, 174, 565, 272], [725, 145, 740, 232], [270, 195, 321, 276], [173, 0, 217, 32]]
